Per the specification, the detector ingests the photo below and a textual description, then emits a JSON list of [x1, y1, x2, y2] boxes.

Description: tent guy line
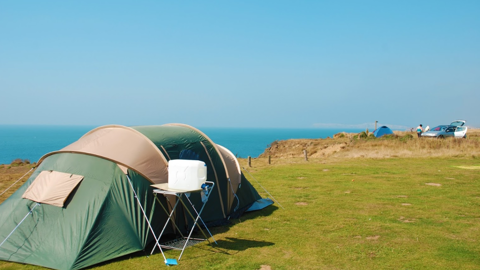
[[0, 167, 34, 197], [242, 167, 284, 210], [0, 202, 39, 249]]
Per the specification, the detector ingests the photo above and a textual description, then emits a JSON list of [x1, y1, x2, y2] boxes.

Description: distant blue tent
[[373, 126, 394, 137]]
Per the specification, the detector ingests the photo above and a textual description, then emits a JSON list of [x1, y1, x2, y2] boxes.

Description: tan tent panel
[[216, 144, 241, 188], [117, 164, 129, 175], [216, 144, 242, 211], [38, 125, 169, 184], [22, 170, 84, 207]]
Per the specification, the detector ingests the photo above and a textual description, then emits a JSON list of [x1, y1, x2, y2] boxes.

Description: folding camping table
[[150, 181, 217, 261]]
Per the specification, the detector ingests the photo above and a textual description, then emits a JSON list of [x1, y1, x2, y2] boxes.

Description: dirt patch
[[282, 250, 293, 259], [259, 265, 272, 270], [425, 183, 442, 187], [366, 235, 380, 241], [398, 216, 416, 223], [401, 203, 412, 206], [260, 137, 349, 159], [295, 202, 308, 206], [397, 195, 408, 198], [311, 143, 348, 158], [455, 166, 480, 170]]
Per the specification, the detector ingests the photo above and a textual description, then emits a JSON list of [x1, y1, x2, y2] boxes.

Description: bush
[[358, 131, 368, 139], [382, 134, 396, 140], [11, 159, 23, 166], [400, 134, 414, 143], [10, 159, 30, 166]]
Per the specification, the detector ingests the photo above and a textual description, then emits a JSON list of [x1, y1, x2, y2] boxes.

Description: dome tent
[[373, 126, 394, 137], [0, 124, 272, 270]]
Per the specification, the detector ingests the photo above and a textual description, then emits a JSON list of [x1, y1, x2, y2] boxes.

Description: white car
[[421, 120, 467, 138]]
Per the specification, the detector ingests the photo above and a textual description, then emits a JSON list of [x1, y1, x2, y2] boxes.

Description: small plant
[[11, 159, 23, 167], [399, 134, 414, 142], [10, 159, 30, 166], [358, 131, 368, 139], [382, 134, 396, 140]]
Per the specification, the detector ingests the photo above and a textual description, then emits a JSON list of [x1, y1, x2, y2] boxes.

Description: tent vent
[[22, 170, 84, 207]]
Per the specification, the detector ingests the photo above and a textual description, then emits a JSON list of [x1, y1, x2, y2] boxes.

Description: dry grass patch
[[455, 166, 480, 170], [258, 128, 480, 161], [425, 183, 442, 187], [366, 235, 380, 241], [398, 216, 416, 223], [295, 202, 308, 206]]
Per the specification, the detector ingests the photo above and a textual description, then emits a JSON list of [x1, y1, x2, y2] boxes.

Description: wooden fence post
[[268, 155, 271, 165], [303, 150, 308, 161], [248, 156, 251, 167]]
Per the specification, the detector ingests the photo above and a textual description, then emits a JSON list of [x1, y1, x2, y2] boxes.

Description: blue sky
[[1, 1, 479, 129]]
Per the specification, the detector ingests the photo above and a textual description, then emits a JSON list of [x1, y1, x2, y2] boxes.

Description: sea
[[0, 125, 363, 165]]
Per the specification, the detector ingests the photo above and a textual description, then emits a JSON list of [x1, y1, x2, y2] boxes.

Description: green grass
[[1, 157, 480, 269]]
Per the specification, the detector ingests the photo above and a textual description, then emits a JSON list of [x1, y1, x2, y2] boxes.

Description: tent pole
[[200, 142, 226, 218], [227, 178, 240, 216]]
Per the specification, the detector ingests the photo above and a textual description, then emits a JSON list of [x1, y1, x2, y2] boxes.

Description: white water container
[[168, 159, 207, 190]]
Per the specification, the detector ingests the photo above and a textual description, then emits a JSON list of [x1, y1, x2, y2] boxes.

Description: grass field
[[1, 154, 480, 269]]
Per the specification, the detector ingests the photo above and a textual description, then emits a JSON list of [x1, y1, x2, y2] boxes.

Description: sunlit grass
[[1, 155, 480, 269]]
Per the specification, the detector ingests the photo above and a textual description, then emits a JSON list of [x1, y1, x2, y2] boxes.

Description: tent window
[[22, 170, 84, 207]]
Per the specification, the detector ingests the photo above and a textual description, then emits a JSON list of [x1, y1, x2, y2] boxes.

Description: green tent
[[0, 124, 272, 270]]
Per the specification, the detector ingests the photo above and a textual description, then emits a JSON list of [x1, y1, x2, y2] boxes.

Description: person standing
[[416, 124, 423, 137]]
